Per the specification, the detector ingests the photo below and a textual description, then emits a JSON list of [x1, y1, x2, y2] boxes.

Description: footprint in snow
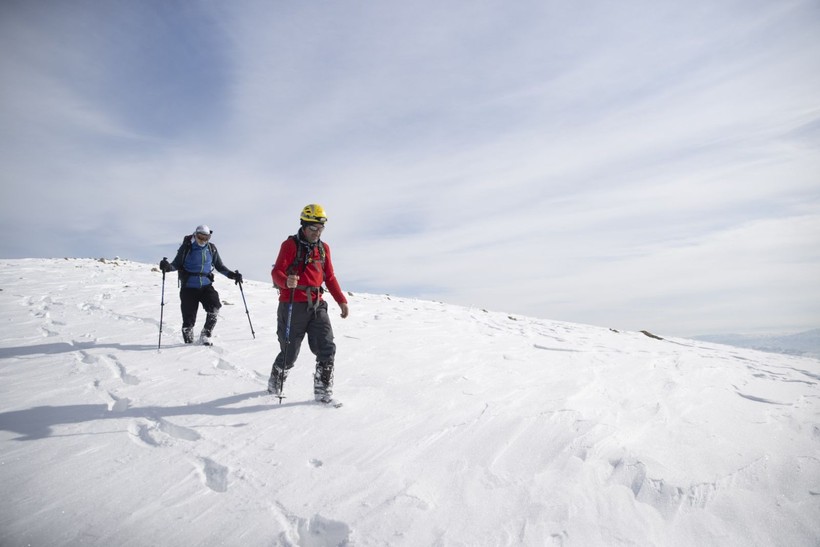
[[129, 416, 201, 444], [127, 420, 163, 448], [197, 458, 229, 493], [107, 354, 140, 385], [295, 514, 352, 547], [157, 417, 201, 441], [216, 358, 235, 371], [79, 350, 99, 365], [107, 392, 130, 412]]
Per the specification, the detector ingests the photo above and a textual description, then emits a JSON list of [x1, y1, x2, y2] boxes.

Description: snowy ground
[[1, 258, 818, 546]]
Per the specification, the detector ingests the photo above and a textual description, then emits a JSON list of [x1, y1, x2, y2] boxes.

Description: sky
[[1, 0, 819, 338]]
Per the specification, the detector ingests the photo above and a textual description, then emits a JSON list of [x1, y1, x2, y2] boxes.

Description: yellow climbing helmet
[[300, 203, 328, 224]]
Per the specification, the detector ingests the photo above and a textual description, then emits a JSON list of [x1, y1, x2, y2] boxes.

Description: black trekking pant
[[180, 285, 221, 334], [271, 300, 336, 372]]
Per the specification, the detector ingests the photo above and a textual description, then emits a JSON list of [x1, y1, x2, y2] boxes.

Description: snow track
[[1, 258, 818, 546]]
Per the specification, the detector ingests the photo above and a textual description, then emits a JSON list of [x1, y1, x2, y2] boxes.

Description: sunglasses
[[305, 224, 325, 233], [195, 232, 211, 240]]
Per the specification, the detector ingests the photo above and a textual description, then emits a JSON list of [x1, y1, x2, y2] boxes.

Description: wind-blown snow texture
[[1, 258, 818, 546]]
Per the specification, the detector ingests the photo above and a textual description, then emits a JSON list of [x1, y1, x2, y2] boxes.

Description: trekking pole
[[278, 286, 296, 404], [158, 258, 167, 352], [237, 276, 256, 339]]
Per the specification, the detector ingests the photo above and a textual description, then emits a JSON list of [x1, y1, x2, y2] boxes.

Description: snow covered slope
[[1, 258, 818, 546]]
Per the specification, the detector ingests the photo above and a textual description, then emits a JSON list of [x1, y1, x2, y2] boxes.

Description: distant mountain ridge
[[694, 329, 820, 359]]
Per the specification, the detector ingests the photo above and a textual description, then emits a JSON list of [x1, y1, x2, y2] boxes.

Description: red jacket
[[271, 235, 347, 305]]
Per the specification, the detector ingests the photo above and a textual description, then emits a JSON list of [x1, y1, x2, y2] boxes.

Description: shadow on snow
[[0, 391, 314, 441], [0, 341, 162, 358]]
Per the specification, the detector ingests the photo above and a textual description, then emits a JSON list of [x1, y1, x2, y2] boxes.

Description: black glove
[[159, 258, 171, 272], [233, 270, 243, 285]]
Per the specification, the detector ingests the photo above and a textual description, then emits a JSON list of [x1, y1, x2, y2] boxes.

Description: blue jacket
[[169, 236, 235, 289]]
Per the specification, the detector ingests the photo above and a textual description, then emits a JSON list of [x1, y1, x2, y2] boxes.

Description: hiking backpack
[[177, 234, 217, 286]]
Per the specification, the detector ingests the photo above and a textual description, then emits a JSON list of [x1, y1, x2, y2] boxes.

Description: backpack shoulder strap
[[287, 235, 302, 275], [287, 236, 326, 275], [176, 235, 194, 285]]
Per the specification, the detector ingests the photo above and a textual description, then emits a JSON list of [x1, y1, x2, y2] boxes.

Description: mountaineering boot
[[268, 366, 288, 395], [182, 327, 194, 344], [199, 311, 218, 346], [203, 311, 218, 334], [315, 393, 342, 407], [313, 361, 335, 401]]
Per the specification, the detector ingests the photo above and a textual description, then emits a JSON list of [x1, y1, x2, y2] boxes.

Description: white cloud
[[1, 0, 818, 336]]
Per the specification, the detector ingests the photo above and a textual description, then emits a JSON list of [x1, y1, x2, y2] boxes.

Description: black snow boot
[[268, 366, 288, 395], [203, 312, 218, 334], [314, 361, 335, 401], [200, 312, 218, 346]]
